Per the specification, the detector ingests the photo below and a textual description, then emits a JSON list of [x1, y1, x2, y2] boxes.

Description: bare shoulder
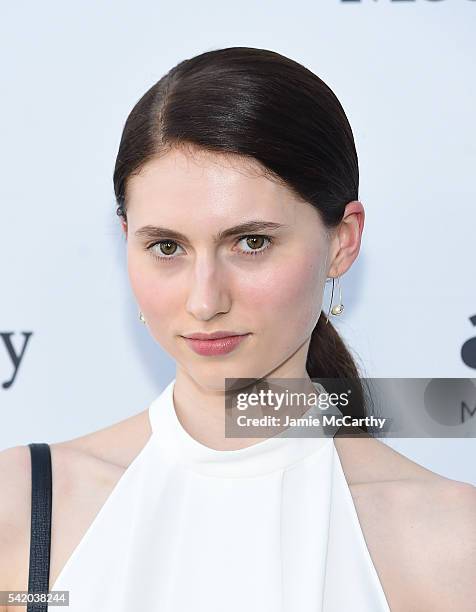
[[0, 407, 152, 601], [335, 435, 476, 611], [377, 475, 476, 611], [0, 445, 32, 593]]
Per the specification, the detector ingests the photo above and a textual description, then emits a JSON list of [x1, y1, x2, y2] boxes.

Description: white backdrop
[[1, 0, 475, 484]]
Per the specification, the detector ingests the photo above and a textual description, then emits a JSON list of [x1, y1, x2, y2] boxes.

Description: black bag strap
[[27, 442, 52, 612]]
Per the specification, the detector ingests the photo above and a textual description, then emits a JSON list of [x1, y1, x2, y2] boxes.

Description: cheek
[[241, 255, 325, 331], [127, 251, 180, 318], [127, 250, 148, 305]]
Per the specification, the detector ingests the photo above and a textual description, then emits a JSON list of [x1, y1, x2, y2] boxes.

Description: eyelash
[[146, 235, 273, 263]]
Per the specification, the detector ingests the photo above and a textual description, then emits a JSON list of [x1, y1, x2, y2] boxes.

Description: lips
[[182, 333, 251, 356], [183, 331, 245, 340]]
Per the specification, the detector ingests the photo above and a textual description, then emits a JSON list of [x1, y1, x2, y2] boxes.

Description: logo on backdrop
[[1, 332, 33, 390], [461, 315, 476, 369]]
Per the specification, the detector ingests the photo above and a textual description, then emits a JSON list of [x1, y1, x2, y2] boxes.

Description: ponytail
[[306, 311, 369, 434]]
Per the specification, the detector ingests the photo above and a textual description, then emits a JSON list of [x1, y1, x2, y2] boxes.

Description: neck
[[172, 365, 315, 451]]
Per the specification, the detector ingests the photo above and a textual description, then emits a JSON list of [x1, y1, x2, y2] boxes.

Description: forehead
[[126, 148, 302, 214]]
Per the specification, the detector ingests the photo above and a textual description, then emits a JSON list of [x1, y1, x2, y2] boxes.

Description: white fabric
[[51, 379, 391, 611]]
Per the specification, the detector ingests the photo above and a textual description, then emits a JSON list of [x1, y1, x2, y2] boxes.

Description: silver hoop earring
[[139, 311, 146, 324], [326, 276, 344, 324]]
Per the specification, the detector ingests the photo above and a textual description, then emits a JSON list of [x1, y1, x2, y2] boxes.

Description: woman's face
[[123, 146, 333, 389]]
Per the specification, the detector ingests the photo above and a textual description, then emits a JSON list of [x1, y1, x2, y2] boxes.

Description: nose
[[185, 253, 231, 321]]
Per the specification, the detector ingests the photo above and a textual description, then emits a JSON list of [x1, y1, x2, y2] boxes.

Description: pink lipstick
[[181, 331, 251, 356]]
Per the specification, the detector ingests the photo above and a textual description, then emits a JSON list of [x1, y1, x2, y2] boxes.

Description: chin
[[191, 362, 271, 391]]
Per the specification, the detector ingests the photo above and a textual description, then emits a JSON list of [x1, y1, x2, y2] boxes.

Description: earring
[[139, 311, 146, 324], [326, 276, 344, 323]]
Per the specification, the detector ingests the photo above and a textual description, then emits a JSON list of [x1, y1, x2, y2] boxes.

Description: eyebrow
[[134, 220, 288, 243]]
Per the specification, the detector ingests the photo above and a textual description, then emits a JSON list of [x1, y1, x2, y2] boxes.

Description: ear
[[120, 218, 128, 238], [327, 200, 364, 278]]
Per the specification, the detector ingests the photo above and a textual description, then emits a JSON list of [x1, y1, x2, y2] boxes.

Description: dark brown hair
[[113, 46, 369, 432]]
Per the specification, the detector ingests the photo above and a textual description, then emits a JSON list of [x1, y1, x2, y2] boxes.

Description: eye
[[235, 235, 273, 256], [147, 240, 185, 262]]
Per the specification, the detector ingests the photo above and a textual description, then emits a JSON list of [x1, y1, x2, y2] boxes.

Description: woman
[[1, 46, 474, 612]]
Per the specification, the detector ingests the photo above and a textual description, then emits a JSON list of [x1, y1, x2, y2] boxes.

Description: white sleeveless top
[[50, 378, 391, 611]]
